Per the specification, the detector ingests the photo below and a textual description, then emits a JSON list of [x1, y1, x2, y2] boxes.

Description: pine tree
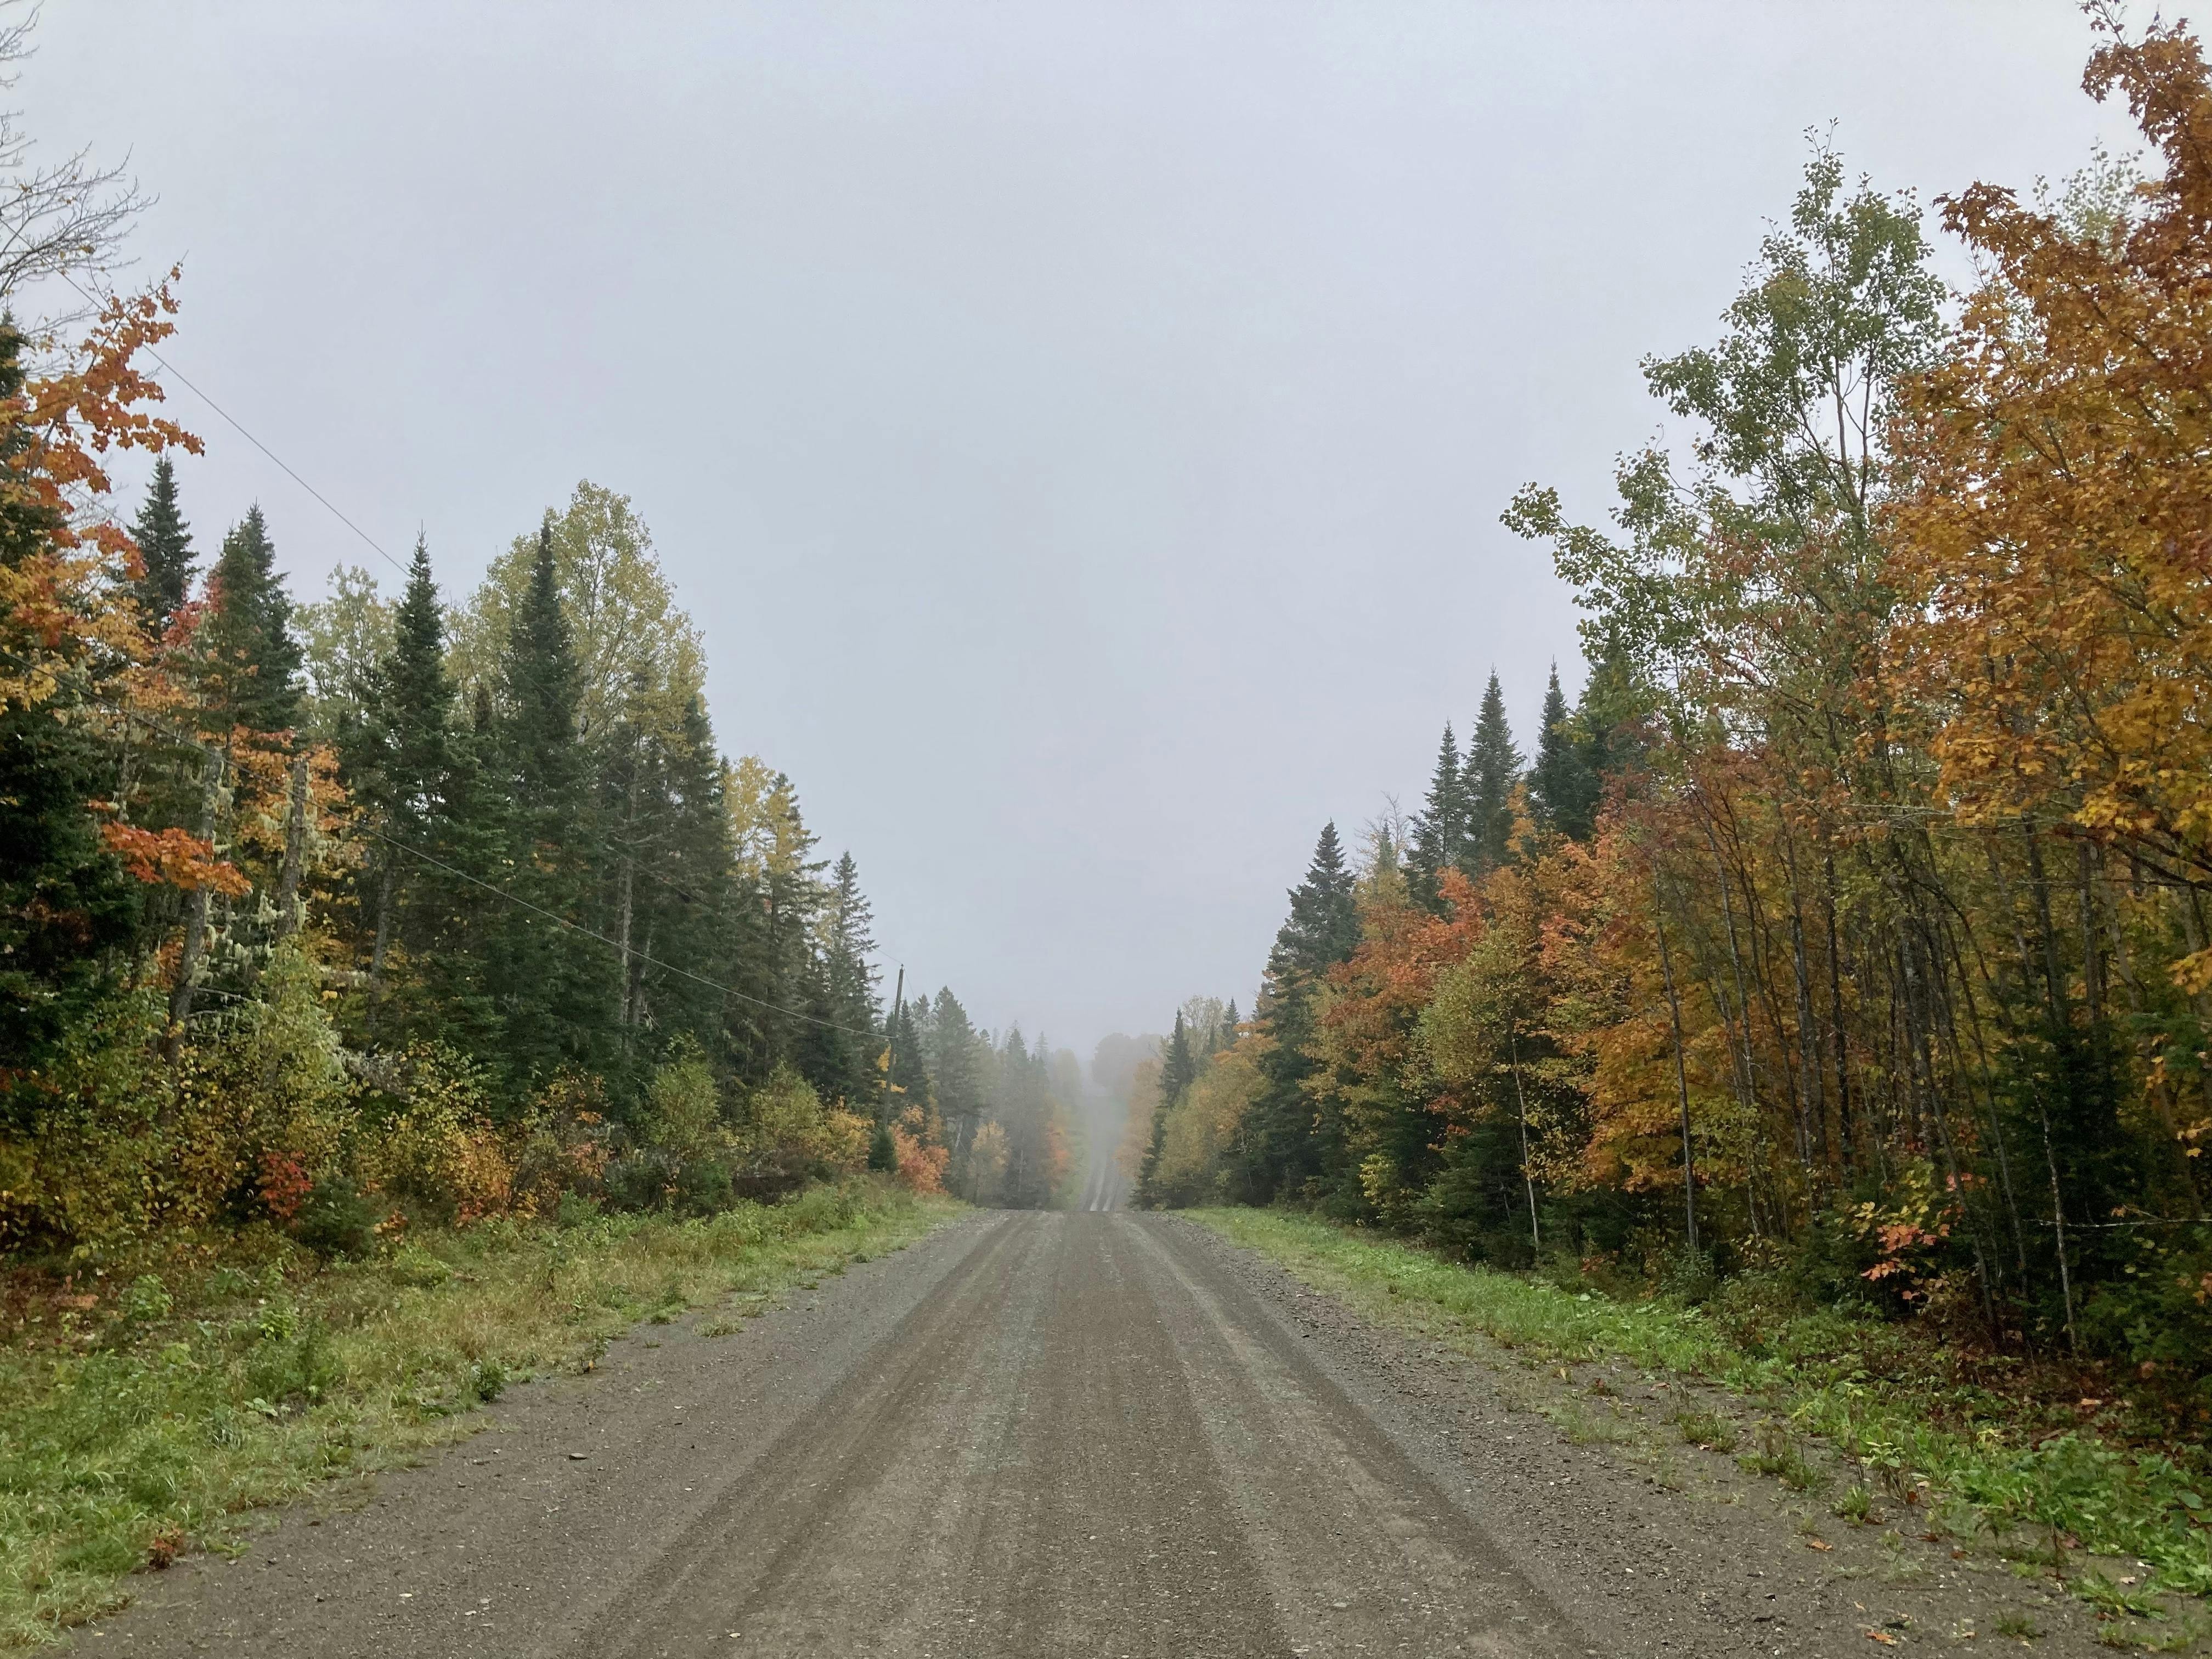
[[1406, 723, 1467, 910], [130, 455, 194, 639], [196, 505, 303, 736], [1527, 662, 1599, 841], [1463, 669, 1522, 874]]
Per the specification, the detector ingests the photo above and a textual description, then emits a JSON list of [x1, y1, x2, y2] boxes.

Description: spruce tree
[[1272, 821, 1359, 979], [196, 505, 303, 736], [1137, 1010, 1195, 1207], [926, 988, 985, 1160], [1406, 723, 1466, 910], [1243, 821, 1362, 1203], [816, 851, 882, 1104], [1463, 670, 1522, 874], [640, 695, 746, 1059], [131, 455, 194, 639], [481, 520, 617, 1093], [1527, 662, 1599, 841], [374, 537, 454, 840], [349, 537, 454, 1019]]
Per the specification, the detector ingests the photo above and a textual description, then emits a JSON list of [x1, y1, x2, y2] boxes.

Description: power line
[[60, 271, 411, 585], [63, 278, 916, 982], [58, 272, 911, 1006], [0, 644, 876, 1037]]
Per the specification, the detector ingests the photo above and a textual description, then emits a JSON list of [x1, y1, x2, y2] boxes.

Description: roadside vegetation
[[0, 1176, 956, 1647], [1192, 1208, 2211, 1638], [1127, 7, 2212, 1499], [0, 1, 1088, 1644]]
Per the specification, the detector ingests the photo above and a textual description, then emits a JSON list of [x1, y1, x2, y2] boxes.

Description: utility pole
[[880, 964, 905, 1123]]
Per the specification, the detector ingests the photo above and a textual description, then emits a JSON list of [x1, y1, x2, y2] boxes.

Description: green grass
[[0, 1178, 958, 1647], [1186, 1207, 2212, 1609]]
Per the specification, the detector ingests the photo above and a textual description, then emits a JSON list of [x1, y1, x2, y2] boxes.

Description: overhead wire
[[0, 658, 878, 1039], [46, 273, 897, 1037]]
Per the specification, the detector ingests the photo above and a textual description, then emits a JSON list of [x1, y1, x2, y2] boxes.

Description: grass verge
[[1186, 1208, 2212, 1619], [0, 1177, 958, 1647]]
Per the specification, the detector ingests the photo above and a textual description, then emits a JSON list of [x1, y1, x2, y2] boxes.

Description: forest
[[0, 154, 1084, 1267], [1132, 16, 2212, 1425]]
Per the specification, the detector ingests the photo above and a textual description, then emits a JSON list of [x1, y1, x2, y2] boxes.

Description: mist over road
[[89, 1213, 2080, 1658]]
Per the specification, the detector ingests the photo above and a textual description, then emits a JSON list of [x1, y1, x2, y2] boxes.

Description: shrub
[[293, 1177, 377, 1260]]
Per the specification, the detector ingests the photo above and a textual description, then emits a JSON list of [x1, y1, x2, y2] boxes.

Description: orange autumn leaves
[[1887, 19, 2212, 991]]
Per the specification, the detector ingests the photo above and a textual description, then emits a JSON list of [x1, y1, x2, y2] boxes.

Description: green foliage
[[1195, 1208, 2212, 1601], [193, 506, 303, 736], [128, 455, 194, 639], [0, 1178, 951, 1646]]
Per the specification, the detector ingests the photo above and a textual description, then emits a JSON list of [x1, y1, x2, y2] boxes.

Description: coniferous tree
[[130, 455, 194, 640], [925, 988, 986, 1165], [481, 519, 617, 1095], [799, 850, 882, 1107], [352, 536, 454, 1011], [196, 505, 303, 736], [1406, 723, 1467, 910], [1463, 670, 1522, 874], [1137, 1010, 1195, 1206], [647, 696, 747, 1057], [1242, 821, 1361, 1203], [1527, 663, 1599, 841], [0, 325, 138, 1070]]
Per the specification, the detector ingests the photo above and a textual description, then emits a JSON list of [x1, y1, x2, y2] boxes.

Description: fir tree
[[1463, 669, 1522, 874], [130, 455, 194, 639], [1406, 723, 1467, 910], [196, 505, 303, 736], [1527, 662, 1599, 841]]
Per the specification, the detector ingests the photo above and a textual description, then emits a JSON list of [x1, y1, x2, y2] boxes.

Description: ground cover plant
[[1189, 1207, 2212, 1633], [0, 1177, 958, 1649]]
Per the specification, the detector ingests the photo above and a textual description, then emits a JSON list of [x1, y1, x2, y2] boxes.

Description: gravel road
[[82, 1210, 2108, 1657]]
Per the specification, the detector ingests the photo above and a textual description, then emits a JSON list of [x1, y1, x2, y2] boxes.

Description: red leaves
[[96, 821, 250, 896]]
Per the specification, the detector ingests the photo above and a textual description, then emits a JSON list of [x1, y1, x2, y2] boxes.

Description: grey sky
[[36, 3, 2125, 1052]]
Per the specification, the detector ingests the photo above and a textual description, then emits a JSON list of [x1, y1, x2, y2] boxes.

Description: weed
[[1834, 1484, 1877, 1525], [0, 1177, 956, 1647], [1675, 1409, 1739, 1453], [1994, 1610, 2043, 1641], [1739, 1423, 1826, 1493], [1186, 1209, 2212, 1613]]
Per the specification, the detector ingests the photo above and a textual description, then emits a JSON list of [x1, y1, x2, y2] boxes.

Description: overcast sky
[[35, 2, 2129, 1054]]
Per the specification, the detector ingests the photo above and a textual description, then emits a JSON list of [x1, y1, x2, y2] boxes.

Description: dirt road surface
[[82, 1211, 2107, 1657]]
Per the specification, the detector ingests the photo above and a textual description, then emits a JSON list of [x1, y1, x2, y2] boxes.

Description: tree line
[[0, 170, 1083, 1255], [1133, 17, 2212, 1417]]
